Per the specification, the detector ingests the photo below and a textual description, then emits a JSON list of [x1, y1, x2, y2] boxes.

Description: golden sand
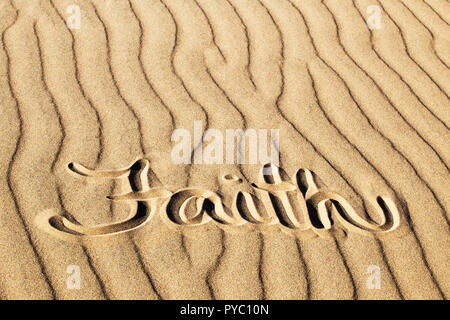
[[0, 0, 448, 300]]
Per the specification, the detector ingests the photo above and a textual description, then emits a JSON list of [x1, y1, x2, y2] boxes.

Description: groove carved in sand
[[35, 159, 171, 244], [36, 160, 401, 243]]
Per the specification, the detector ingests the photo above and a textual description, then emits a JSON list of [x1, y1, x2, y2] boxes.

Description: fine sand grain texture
[[0, 0, 449, 300]]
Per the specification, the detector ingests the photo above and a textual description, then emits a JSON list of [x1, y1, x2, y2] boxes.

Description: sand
[[0, 0, 448, 300]]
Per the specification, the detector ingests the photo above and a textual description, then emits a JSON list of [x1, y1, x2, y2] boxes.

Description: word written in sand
[[36, 159, 401, 244]]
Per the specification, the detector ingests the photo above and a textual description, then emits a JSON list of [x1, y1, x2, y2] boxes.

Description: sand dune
[[0, 0, 448, 300]]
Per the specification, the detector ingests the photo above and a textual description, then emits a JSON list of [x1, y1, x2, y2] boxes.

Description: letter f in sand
[[36, 159, 172, 244]]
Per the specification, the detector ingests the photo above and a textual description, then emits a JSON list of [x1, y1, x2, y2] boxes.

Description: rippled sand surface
[[0, 0, 449, 299]]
